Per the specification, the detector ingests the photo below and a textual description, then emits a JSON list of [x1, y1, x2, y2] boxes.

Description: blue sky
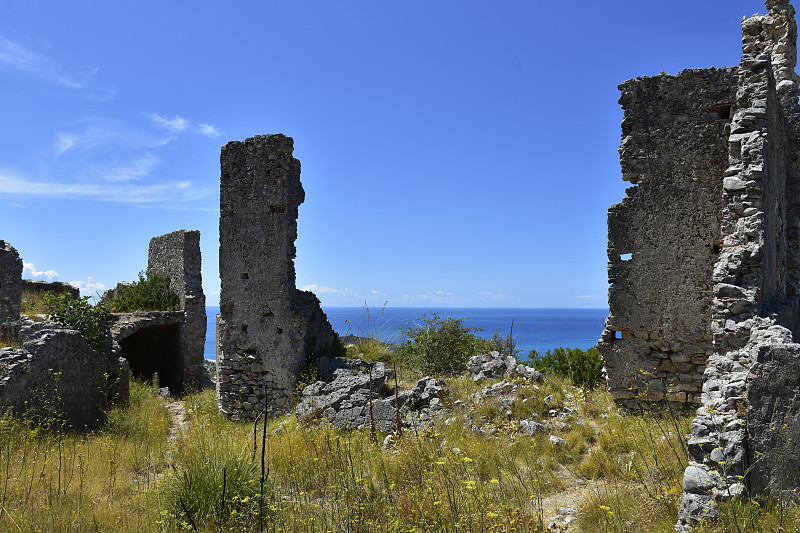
[[0, 0, 776, 308]]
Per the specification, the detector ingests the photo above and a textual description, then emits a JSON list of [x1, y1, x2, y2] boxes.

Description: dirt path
[[164, 400, 188, 467], [132, 398, 189, 487], [539, 473, 594, 531]]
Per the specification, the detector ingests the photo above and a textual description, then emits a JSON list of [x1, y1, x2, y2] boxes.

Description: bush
[[397, 314, 492, 375], [43, 291, 110, 351], [105, 270, 180, 312], [159, 442, 263, 528], [529, 346, 604, 389]]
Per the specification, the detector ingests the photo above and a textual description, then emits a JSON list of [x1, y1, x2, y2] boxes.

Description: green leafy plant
[[397, 313, 494, 375], [104, 270, 180, 312], [42, 291, 110, 351], [529, 346, 604, 388]]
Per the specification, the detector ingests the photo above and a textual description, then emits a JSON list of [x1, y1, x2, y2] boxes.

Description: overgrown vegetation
[[0, 369, 796, 532], [1, 312, 797, 532], [43, 291, 110, 351], [529, 346, 605, 389], [105, 270, 180, 312], [395, 313, 517, 375]]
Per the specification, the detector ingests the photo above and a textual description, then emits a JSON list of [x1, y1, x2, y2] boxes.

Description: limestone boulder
[[296, 356, 446, 431], [0, 321, 110, 430], [467, 351, 543, 382]]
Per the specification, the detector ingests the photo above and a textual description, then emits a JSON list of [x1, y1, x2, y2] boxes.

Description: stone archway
[[119, 322, 183, 393], [110, 311, 187, 394]]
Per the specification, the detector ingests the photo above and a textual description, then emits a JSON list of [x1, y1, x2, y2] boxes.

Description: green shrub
[[105, 270, 180, 312], [160, 442, 263, 528], [483, 328, 519, 356], [397, 314, 491, 375], [529, 346, 604, 389], [43, 291, 110, 351]]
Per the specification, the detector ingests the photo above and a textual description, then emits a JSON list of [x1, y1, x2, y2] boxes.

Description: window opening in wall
[[615, 330, 622, 340], [241, 272, 249, 280], [241, 324, 248, 333], [620, 253, 633, 261], [709, 102, 733, 120], [276, 327, 283, 334]]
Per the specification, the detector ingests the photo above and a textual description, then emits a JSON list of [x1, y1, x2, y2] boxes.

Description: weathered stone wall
[[599, 69, 737, 410], [217, 134, 341, 419], [0, 321, 110, 430], [663, 1, 800, 529], [0, 241, 22, 323], [148, 229, 206, 391], [22, 280, 80, 303]]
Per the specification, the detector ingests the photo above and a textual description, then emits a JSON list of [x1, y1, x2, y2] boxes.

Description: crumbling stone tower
[[217, 134, 340, 419], [600, 0, 800, 528], [147, 229, 207, 391], [0, 241, 22, 323]]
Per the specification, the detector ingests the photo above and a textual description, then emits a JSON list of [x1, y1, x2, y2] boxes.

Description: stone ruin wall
[[0, 240, 22, 324], [600, 0, 800, 528], [0, 241, 122, 429], [22, 280, 80, 304], [678, 1, 800, 527], [598, 68, 737, 410], [147, 229, 206, 391], [217, 134, 340, 420]]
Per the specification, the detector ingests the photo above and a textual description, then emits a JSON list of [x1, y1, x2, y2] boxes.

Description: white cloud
[[198, 124, 221, 137], [400, 290, 456, 304], [0, 169, 209, 204], [52, 125, 120, 154], [150, 114, 220, 138], [53, 119, 185, 155], [69, 277, 107, 300], [0, 34, 104, 92], [150, 113, 189, 132], [23, 262, 58, 280], [54, 134, 76, 154], [300, 284, 358, 298], [85, 154, 160, 183], [477, 291, 507, 301]]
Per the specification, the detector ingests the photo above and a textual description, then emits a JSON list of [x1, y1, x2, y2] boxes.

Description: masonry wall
[[599, 69, 737, 410], [148, 229, 206, 391], [677, 1, 800, 527], [217, 134, 340, 419], [22, 280, 80, 303], [0, 241, 22, 323]]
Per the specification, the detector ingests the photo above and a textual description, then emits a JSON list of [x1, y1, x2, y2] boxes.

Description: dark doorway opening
[[120, 323, 183, 394]]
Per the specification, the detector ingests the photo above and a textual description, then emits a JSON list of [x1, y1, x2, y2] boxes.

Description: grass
[[0, 379, 170, 532], [0, 333, 21, 349], [0, 373, 796, 532]]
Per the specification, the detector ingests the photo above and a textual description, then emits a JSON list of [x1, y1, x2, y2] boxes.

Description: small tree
[[398, 314, 489, 375], [43, 291, 110, 351]]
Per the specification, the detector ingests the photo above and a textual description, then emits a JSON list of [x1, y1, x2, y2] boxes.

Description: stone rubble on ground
[[467, 351, 543, 382], [295, 356, 445, 431]]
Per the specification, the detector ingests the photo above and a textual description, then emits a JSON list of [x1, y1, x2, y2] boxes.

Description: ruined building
[[0, 241, 122, 429], [599, 0, 800, 528], [0, 229, 206, 428], [216, 134, 341, 420], [109, 229, 206, 394]]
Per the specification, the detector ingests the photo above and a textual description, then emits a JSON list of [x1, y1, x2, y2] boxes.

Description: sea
[[204, 307, 608, 361]]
